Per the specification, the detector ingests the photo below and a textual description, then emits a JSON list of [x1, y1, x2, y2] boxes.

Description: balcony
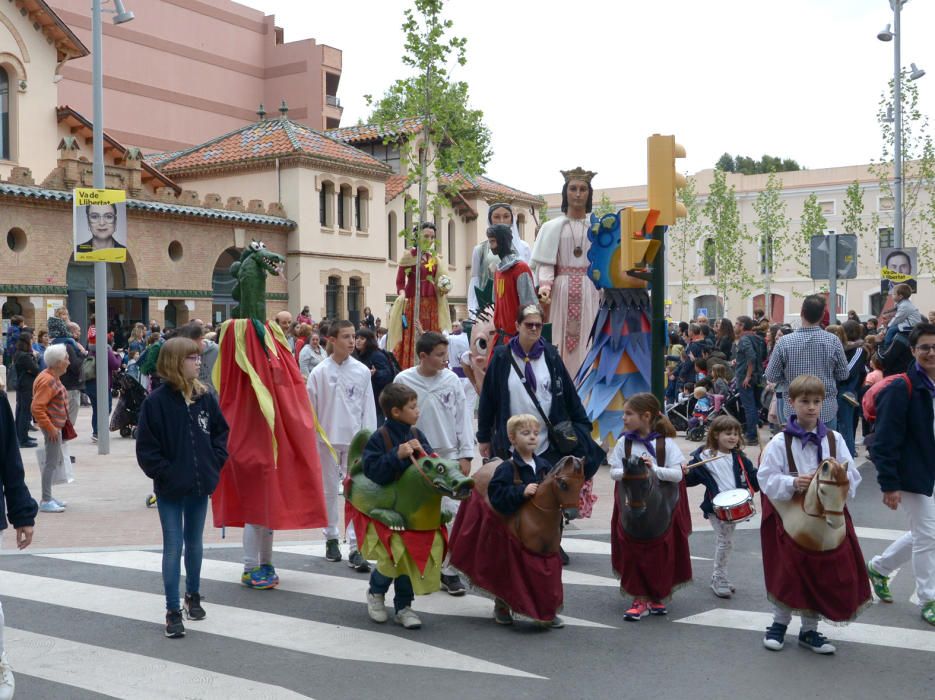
[[326, 95, 342, 109]]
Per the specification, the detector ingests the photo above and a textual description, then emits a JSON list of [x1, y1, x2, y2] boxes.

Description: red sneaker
[[624, 600, 649, 621], [648, 601, 668, 616]]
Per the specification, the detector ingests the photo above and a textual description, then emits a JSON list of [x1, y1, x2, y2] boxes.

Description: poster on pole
[[73, 188, 127, 263], [880, 246, 917, 295]]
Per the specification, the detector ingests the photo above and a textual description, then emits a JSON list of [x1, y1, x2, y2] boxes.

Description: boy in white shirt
[[307, 320, 377, 571]]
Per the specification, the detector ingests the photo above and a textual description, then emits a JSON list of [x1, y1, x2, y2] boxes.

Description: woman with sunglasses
[[477, 305, 604, 476]]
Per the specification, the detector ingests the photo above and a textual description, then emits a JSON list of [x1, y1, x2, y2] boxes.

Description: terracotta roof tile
[[326, 117, 424, 145], [155, 118, 392, 176], [384, 174, 408, 203], [440, 173, 544, 206]]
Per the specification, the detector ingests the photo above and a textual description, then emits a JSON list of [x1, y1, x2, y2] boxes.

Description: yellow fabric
[[360, 524, 446, 595]]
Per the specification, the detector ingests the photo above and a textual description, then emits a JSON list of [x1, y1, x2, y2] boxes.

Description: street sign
[[696, 308, 708, 318], [810, 234, 857, 280]]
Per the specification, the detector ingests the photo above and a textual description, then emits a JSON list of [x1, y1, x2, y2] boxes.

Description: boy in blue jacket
[[361, 383, 433, 630]]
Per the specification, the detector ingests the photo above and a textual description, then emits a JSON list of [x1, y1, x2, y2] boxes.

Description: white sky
[[237, 0, 935, 196]]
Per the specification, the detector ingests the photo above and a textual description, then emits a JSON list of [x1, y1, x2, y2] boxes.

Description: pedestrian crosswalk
[[0, 531, 932, 699]]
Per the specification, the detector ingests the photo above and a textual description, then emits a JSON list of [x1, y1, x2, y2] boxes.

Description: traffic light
[[647, 134, 687, 226], [617, 207, 661, 287]]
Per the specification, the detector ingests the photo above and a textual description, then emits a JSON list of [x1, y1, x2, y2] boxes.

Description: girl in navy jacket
[[136, 337, 229, 639], [685, 415, 758, 599]]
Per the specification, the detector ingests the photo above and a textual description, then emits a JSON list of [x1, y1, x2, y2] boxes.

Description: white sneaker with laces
[[366, 591, 388, 623], [0, 652, 15, 700], [394, 606, 422, 629]]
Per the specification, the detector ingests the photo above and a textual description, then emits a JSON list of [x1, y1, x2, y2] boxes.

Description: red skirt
[[394, 296, 439, 370], [760, 496, 871, 622], [610, 482, 693, 601], [448, 492, 563, 622]]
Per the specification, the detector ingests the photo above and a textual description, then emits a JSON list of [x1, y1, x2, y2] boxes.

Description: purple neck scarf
[[622, 431, 662, 458], [510, 336, 546, 389], [916, 362, 935, 395], [783, 416, 827, 458]]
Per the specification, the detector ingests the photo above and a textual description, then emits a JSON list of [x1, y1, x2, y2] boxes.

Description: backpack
[[381, 349, 402, 379], [80, 354, 96, 382], [862, 373, 911, 424]]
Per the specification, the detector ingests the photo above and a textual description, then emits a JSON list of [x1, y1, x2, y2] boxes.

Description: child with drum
[[609, 393, 691, 621], [685, 415, 758, 599]]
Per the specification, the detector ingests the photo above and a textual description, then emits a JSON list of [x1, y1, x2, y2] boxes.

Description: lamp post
[[91, 0, 133, 454], [878, 0, 925, 249]]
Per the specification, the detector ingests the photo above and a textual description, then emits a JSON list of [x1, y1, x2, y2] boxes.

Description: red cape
[[610, 482, 693, 601], [211, 321, 328, 530], [760, 496, 870, 622], [448, 492, 563, 622]]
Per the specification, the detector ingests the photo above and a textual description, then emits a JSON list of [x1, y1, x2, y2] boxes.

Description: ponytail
[[625, 392, 676, 438]]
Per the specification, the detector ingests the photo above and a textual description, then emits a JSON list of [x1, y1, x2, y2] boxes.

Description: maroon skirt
[[448, 493, 563, 622], [610, 483, 693, 602], [760, 496, 871, 622]]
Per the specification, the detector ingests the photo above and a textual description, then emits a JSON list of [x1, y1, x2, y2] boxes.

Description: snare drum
[[711, 488, 756, 523]]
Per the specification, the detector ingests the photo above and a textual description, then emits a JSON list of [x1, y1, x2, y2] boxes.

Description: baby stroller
[[110, 369, 147, 438], [665, 395, 693, 433], [685, 387, 746, 442]]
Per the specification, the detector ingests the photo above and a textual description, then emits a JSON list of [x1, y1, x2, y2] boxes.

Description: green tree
[[752, 172, 790, 320], [870, 68, 935, 273], [702, 169, 753, 314], [715, 153, 735, 172], [365, 0, 492, 223], [841, 181, 868, 236], [713, 153, 802, 174], [786, 193, 827, 291], [593, 192, 616, 218], [669, 176, 703, 320]]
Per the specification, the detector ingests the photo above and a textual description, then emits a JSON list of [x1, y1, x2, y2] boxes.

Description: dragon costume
[[211, 240, 329, 530], [344, 429, 474, 594]]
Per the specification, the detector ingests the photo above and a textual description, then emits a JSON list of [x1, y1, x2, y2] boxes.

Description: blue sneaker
[[241, 566, 274, 590], [39, 500, 65, 513], [261, 564, 280, 588]]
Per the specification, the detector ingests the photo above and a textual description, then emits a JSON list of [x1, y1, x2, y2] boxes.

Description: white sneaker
[[366, 591, 388, 623], [394, 606, 422, 629], [0, 652, 15, 700]]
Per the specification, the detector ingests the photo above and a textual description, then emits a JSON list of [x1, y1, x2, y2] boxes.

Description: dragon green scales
[[230, 240, 285, 322]]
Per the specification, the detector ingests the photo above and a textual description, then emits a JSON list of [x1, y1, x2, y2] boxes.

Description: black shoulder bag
[[508, 353, 578, 455]]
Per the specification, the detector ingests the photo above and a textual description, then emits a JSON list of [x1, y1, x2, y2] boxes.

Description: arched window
[[211, 247, 241, 322], [0, 67, 10, 161], [702, 238, 716, 276], [447, 219, 456, 266], [338, 184, 353, 230], [388, 211, 398, 261], [348, 276, 363, 326], [325, 275, 343, 320], [355, 187, 370, 232], [319, 181, 335, 228]]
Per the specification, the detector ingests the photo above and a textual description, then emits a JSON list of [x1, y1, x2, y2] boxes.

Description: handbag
[[508, 353, 578, 456]]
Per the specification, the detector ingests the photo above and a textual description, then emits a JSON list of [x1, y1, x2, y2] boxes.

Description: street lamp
[[90, 0, 134, 454], [877, 0, 925, 249]]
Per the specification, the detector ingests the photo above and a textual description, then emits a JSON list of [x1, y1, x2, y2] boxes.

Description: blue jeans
[[776, 393, 789, 425], [157, 493, 209, 611], [738, 383, 758, 439], [883, 324, 899, 349], [369, 569, 413, 612], [85, 379, 112, 437]]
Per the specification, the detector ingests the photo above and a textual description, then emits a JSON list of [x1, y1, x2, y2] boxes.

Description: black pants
[[15, 384, 33, 444]]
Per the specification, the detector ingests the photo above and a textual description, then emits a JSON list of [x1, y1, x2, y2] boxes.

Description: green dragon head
[[230, 240, 286, 322]]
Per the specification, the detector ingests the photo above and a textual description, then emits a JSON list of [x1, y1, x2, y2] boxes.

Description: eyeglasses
[[88, 213, 116, 223], [522, 322, 543, 330], [914, 344, 935, 354], [185, 354, 202, 362]]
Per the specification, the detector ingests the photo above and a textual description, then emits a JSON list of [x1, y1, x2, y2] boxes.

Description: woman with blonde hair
[[136, 337, 229, 639]]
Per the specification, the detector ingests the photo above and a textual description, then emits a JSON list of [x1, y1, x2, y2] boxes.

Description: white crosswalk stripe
[[0, 570, 543, 679], [675, 608, 935, 654], [39, 550, 616, 629], [5, 627, 313, 699]]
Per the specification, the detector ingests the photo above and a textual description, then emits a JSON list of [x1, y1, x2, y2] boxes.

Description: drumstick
[[684, 453, 728, 470]]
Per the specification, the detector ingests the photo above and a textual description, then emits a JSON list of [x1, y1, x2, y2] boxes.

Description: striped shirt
[[31, 369, 69, 433], [765, 326, 849, 423]]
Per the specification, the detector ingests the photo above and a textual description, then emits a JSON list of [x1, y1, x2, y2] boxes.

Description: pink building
[[49, 0, 344, 154]]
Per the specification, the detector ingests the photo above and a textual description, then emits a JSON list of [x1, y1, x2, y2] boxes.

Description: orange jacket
[[31, 369, 68, 434]]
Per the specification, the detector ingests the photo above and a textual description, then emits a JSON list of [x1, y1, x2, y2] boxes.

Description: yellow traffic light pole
[[646, 134, 687, 403]]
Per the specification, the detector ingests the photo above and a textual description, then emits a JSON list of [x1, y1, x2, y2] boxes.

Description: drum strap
[[783, 430, 837, 477], [734, 451, 755, 497], [623, 437, 666, 467]]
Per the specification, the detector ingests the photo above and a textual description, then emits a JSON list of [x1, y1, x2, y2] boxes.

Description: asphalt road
[[1, 458, 933, 700]]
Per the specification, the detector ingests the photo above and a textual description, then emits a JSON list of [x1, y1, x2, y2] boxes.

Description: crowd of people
[[2, 266, 934, 695]]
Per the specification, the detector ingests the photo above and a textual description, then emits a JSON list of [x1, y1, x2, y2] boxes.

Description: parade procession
[[2, 0, 935, 698]]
